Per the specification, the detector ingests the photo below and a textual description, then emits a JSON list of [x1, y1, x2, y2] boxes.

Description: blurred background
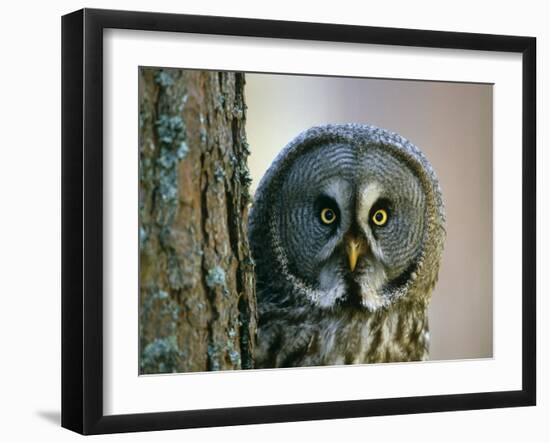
[[245, 73, 493, 361]]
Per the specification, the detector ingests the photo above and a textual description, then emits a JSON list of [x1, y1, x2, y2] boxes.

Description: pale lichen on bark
[[139, 68, 256, 374]]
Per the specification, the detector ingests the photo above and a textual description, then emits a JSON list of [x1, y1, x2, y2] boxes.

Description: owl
[[248, 124, 445, 368]]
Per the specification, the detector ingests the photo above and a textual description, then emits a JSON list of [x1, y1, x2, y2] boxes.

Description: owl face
[[275, 141, 427, 311]]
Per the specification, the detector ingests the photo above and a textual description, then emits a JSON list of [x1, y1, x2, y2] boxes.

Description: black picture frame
[[61, 8, 536, 435]]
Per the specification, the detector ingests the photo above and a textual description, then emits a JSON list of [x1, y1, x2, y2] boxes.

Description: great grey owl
[[249, 124, 445, 368]]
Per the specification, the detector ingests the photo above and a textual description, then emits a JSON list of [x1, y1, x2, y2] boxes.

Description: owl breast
[[254, 296, 429, 368]]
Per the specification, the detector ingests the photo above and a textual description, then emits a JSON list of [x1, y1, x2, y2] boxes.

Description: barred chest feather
[[255, 299, 430, 368]]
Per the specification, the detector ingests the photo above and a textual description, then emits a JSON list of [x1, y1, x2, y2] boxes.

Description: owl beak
[[346, 236, 368, 272]]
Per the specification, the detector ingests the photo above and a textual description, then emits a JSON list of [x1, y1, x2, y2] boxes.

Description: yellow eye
[[372, 208, 388, 226], [320, 208, 337, 225]]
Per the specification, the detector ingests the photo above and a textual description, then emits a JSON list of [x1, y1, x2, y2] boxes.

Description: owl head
[[249, 124, 445, 312]]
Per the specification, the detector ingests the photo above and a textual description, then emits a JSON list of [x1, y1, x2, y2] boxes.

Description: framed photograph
[[61, 8, 536, 435]]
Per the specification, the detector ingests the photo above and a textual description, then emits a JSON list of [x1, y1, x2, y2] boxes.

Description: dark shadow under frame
[[61, 8, 536, 435]]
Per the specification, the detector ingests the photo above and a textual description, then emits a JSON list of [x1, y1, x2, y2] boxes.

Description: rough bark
[[139, 67, 256, 373]]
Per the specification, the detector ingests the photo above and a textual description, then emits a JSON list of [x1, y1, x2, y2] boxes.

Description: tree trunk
[[139, 68, 256, 374]]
